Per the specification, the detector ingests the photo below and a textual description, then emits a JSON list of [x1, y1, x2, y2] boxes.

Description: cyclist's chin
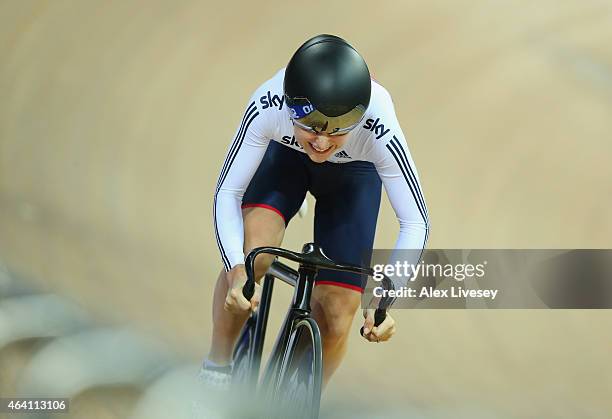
[[304, 144, 336, 163]]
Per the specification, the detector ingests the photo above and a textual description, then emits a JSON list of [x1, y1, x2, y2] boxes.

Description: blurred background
[[1, 0, 611, 418]]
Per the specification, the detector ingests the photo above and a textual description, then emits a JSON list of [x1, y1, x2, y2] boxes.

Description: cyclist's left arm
[[373, 130, 430, 258], [362, 94, 430, 342], [370, 102, 430, 279]]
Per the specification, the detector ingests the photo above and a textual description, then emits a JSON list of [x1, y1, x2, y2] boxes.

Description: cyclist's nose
[[314, 136, 332, 148]]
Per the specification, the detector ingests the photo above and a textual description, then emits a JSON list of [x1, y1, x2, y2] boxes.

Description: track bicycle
[[231, 242, 392, 419]]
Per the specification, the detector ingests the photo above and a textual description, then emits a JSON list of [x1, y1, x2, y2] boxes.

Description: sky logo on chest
[[363, 117, 390, 139], [260, 91, 285, 110]]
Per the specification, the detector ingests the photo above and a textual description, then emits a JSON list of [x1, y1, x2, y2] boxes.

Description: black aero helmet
[[284, 34, 371, 135]]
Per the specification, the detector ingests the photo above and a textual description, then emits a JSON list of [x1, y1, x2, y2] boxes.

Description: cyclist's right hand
[[224, 264, 261, 314]]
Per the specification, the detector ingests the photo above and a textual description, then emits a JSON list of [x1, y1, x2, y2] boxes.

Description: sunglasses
[[285, 95, 366, 136], [290, 118, 359, 136]]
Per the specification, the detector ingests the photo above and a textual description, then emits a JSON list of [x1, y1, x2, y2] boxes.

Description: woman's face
[[293, 125, 350, 163]]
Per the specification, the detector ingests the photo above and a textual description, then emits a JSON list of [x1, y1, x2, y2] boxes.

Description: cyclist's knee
[[253, 253, 275, 280]]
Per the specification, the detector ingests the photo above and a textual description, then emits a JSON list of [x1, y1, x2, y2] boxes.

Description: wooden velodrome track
[[1, 1, 611, 417]]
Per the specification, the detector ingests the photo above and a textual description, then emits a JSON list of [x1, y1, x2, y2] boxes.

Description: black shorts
[[242, 141, 382, 292]]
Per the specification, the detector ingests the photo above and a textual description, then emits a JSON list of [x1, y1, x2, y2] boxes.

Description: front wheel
[[272, 317, 323, 419]]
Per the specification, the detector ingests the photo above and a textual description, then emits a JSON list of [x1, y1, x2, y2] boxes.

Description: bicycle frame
[[237, 242, 393, 394]]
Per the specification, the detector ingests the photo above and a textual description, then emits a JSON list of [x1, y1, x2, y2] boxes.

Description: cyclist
[[201, 34, 429, 389]]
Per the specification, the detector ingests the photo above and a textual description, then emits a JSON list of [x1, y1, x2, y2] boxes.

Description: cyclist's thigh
[[310, 161, 382, 292], [243, 206, 285, 245], [242, 141, 309, 272]]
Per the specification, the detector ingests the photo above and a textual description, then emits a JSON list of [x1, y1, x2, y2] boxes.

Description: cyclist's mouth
[[308, 142, 333, 154]]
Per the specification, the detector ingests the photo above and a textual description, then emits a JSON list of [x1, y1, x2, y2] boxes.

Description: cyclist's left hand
[[361, 309, 396, 343]]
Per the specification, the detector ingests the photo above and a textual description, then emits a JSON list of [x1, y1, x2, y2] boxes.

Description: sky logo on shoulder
[[281, 135, 303, 149], [363, 117, 390, 139], [260, 91, 285, 110]]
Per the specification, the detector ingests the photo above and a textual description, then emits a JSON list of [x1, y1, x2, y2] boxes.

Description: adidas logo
[[334, 150, 352, 159]]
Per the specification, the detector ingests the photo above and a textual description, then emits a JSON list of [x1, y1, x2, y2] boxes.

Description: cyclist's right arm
[[214, 94, 270, 274]]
